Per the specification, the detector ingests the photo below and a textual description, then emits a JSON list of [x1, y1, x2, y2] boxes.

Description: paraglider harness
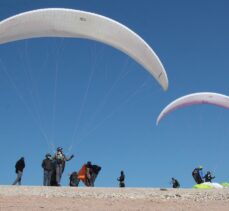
[[55, 152, 65, 165]]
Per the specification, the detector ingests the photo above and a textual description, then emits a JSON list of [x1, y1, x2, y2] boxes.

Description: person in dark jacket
[[69, 171, 80, 187], [171, 177, 180, 188], [117, 171, 125, 187], [192, 166, 204, 184], [204, 171, 215, 183], [52, 147, 74, 186], [42, 153, 53, 186], [12, 157, 25, 185]]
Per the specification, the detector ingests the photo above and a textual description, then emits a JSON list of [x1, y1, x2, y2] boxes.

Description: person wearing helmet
[[192, 166, 204, 184], [42, 153, 53, 186], [53, 147, 74, 186], [204, 171, 215, 183]]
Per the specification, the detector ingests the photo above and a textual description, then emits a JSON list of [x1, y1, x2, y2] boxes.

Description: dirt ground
[[0, 186, 229, 211]]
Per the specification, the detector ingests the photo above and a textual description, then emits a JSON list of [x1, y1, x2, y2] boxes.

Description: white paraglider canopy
[[0, 8, 168, 90], [157, 92, 229, 125]]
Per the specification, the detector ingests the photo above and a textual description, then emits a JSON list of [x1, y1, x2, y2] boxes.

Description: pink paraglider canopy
[[156, 92, 229, 125]]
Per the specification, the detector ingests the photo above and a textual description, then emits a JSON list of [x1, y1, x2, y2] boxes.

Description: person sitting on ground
[[69, 171, 80, 187], [12, 157, 25, 185], [53, 147, 74, 186], [192, 166, 204, 184], [171, 177, 180, 188], [117, 170, 125, 187], [204, 171, 215, 183], [42, 153, 53, 186]]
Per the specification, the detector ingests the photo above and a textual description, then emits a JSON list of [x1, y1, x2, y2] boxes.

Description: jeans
[[12, 171, 23, 185], [43, 170, 52, 186]]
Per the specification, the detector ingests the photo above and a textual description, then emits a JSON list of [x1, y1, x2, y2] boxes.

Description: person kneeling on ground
[[171, 177, 180, 188], [69, 171, 80, 187], [204, 171, 215, 183]]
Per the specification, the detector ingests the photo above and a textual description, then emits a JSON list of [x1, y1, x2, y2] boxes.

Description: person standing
[[53, 147, 74, 186], [42, 153, 53, 186], [12, 157, 25, 185], [117, 171, 125, 187]]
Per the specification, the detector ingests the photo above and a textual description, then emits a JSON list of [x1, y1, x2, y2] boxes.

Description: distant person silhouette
[[117, 171, 125, 187], [204, 171, 215, 183], [171, 177, 180, 188], [12, 157, 25, 185], [42, 153, 53, 186]]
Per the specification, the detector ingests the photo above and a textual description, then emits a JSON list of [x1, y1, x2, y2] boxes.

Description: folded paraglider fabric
[[221, 182, 229, 188], [77, 164, 87, 183], [77, 164, 101, 186], [194, 182, 223, 189]]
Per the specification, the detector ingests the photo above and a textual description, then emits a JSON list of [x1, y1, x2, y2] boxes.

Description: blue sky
[[0, 0, 229, 188]]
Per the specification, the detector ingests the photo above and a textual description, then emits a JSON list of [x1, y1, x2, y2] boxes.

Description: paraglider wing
[[91, 164, 101, 183], [77, 164, 87, 184], [194, 182, 223, 189], [0, 8, 168, 90], [156, 92, 229, 125]]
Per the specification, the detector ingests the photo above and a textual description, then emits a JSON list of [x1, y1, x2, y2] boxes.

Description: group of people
[[170, 165, 215, 188], [42, 147, 74, 186], [12, 147, 74, 186], [12, 157, 214, 188], [12, 147, 125, 187], [192, 166, 215, 184]]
